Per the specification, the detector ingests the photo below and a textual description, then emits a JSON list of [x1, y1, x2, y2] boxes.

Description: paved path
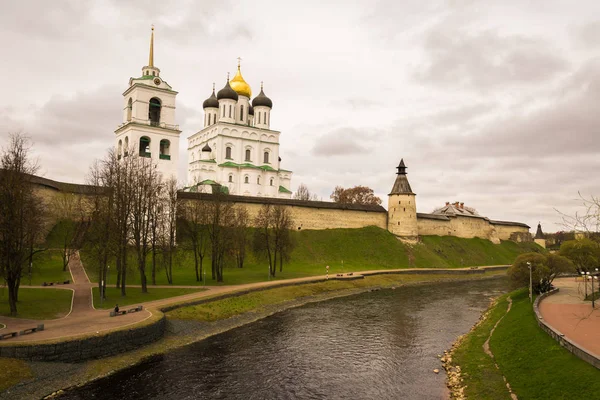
[[539, 277, 600, 357], [0, 261, 505, 343]]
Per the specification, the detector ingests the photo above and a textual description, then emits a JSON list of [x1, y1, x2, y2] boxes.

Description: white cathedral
[[115, 27, 293, 198]]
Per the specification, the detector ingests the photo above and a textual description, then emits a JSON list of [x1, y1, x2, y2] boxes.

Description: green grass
[[452, 289, 600, 399], [166, 272, 504, 321], [92, 287, 206, 309], [0, 358, 33, 392], [19, 249, 72, 286], [0, 288, 72, 319], [80, 226, 541, 287]]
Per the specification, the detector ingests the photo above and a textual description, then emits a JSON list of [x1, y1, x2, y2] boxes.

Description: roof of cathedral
[[203, 88, 219, 109], [217, 79, 239, 101], [249, 104, 254, 115], [252, 84, 273, 108], [389, 159, 414, 195], [202, 144, 212, 152], [230, 64, 252, 98]]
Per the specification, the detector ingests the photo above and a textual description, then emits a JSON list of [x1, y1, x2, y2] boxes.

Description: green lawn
[[92, 287, 206, 309], [452, 289, 600, 399], [0, 288, 72, 319], [80, 227, 541, 287], [0, 358, 32, 392], [20, 249, 72, 286]]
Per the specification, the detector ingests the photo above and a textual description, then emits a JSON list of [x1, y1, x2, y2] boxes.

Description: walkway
[[538, 277, 600, 357], [0, 260, 505, 343]]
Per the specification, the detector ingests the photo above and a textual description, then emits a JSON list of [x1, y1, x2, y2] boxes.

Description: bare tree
[[206, 192, 235, 282], [231, 206, 250, 269], [157, 177, 178, 284], [293, 183, 319, 201], [179, 198, 209, 281], [557, 192, 600, 238], [0, 134, 47, 315], [51, 193, 87, 271], [254, 204, 295, 277]]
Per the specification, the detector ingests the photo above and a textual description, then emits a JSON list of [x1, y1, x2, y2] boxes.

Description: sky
[[1, 0, 600, 233]]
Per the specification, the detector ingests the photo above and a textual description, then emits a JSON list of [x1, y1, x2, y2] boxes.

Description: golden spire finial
[[227, 72, 230, 80], [149, 25, 155, 67], [237, 56, 242, 70]]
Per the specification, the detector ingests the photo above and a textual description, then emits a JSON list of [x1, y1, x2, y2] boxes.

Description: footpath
[[0, 257, 503, 344], [538, 277, 600, 358]]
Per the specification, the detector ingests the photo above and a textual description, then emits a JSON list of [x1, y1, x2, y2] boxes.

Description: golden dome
[[230, 65, 252, 98]]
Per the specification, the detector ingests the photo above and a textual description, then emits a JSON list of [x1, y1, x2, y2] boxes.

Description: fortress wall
[[492, 223, 531, 241], [450, 216, 494, 239], [417, 217, 452, 236]]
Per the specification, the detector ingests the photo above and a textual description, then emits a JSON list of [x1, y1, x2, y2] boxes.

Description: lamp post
[[527, 262, 532, 303], [591, 270, 596, 309], [581, 271, 588, 299]]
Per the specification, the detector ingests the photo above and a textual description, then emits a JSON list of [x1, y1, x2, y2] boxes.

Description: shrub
[[508, 252, 575, 293]]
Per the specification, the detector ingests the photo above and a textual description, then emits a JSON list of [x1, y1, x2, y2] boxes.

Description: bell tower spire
[[149, 25, 154, 67]]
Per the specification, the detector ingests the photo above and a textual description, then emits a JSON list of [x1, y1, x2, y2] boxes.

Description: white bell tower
[[114, 26, 181, 181]]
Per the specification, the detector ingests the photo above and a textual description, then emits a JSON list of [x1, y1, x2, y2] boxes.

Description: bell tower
[[114, 26, 181, 180], [387, 159, 418, 238]]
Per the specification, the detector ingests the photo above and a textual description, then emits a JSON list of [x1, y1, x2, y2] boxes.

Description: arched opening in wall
[[245, 149, 251, 162], [127, 98, 132, 121], [270, 178, 274, 186], [118, 140, 123, 159], [263, 151, 269, 164], [244, 175, 249, 184], [229, 105, 232, 118], [124, 137, 129, 156], [222, 105, 225, 117], [228, 174, 233, 183], [257, 176, 261, 185], [160, 139, 171, 160], [139, 136, 151, 157], [152, 71, 156, 76], [225, 146, 232, 159], [240, 105, 244, 121], [149, 97, 161, 126]]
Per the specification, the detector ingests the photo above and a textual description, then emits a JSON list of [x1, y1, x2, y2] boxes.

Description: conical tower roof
[[534, 223, 544, 239], [389, 159, 415, 195]]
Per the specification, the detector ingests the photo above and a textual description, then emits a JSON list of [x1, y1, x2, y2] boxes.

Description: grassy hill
[[80, 226, 543, 286]]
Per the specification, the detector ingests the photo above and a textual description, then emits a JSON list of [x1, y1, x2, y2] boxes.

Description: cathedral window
[[229, 105, 232, 118], [240, 105, 244, 121], [263, 151, 269, 164], [245, 149, 251, 161], [257, 176, 261, 185], [225, 146, 232, 159], [270, 178, 274, 186], [149, 97, 161, 127], [160, 140, 171, 160], [222, 105, 225, 117], [228, 175, 233, 183], [127, 98, 132, 122], [118, 140, 122, 160], [124, 137, 129, 156], [139, 137, 151, 157], [244, 175, 249, 184]]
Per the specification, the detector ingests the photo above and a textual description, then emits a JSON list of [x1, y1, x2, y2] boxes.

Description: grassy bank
[[0, 358, 33, 392], [451, 289, 600, 399], [0, 288, 73, 319], [92, 287, 206, 309], [166, 271, 505, 321], [81, 227, 541, 286]]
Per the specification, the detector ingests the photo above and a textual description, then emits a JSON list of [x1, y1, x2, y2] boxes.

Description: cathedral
[[187, 62, 293, 198], [115, 27, 293, 198]]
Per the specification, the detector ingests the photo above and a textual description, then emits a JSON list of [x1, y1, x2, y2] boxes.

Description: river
[[61, 277, 509, 399]]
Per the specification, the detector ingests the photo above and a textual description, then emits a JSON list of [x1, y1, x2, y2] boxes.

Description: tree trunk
[[7, 278, 18, 316], [152, 247, 157, 285], [116, 250, 122, 289], [194, 247, 199, 282]]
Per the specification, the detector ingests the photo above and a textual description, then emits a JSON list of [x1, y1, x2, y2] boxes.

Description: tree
[[0, 134, 47, 315], [231, 206, 250, 269], [254, 204, 295, 277], [293, 183, 319, 201], [51, 193, 87, 271], [559, 238, 600, 273], [508, 252, 575, 294], [206, 192, 235, 282], [330, 185, 382, 205], [557, 193, 600, 236], [179, 198, 209, 282], [157, 177, 179, 284]]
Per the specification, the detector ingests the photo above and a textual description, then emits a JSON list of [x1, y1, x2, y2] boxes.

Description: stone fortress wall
[[32, 175, 530, 242]]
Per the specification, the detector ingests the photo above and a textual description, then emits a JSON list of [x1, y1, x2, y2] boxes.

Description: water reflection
[[61, 278, 508, 400]]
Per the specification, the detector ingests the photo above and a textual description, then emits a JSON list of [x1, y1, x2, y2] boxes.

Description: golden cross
[[237, 56, 242, 68]]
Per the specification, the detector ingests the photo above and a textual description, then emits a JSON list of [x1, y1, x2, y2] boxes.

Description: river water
[[61, 278, 509, 400]]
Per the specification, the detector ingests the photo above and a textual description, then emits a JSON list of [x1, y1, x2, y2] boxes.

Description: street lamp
[[527, 262, 532, 303], [581, 271, 588, 299]]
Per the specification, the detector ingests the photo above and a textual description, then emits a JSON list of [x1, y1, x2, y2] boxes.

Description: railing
[[117, 118, 179, 130], [159, 154, 171, 160], [140, 151, 151, 158]]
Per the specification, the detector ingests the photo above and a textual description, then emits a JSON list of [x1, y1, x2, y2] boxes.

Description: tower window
[[225, 146, 232, 159], [245, 149, 251, 161], [160, 139, 171, 160], [124, 137, 129, 156], [258, 113, 261, 124], [263, 151, 269, 164], [127, 98, 132, 122], [222, 105, 225, 117], [149, 97, 161, 127], [118, 140, 123, 159], [244, 176, 249, 184], [229, 105, 232, 118], [139, 136, 151, 157], [240, 105, 244, 121], [152, 71, 155, 76], [270, 178, 274, 186], [228, 175, 233, 183], [257, 176, 261, 185]]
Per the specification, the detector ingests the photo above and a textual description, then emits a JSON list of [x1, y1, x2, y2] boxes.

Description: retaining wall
[[533, 289, 600, 369], [0, 314, 166, 363]]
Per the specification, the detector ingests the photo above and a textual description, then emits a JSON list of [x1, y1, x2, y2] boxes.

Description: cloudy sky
[[2, 0, 599, 233]]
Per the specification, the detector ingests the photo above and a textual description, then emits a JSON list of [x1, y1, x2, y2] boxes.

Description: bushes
[[508, 253, 574, 293]]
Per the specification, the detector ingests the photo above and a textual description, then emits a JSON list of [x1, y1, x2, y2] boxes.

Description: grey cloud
[[415, 27, 569, 89], [573, 20, 600, 48], [311, 127, 370, 156]]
